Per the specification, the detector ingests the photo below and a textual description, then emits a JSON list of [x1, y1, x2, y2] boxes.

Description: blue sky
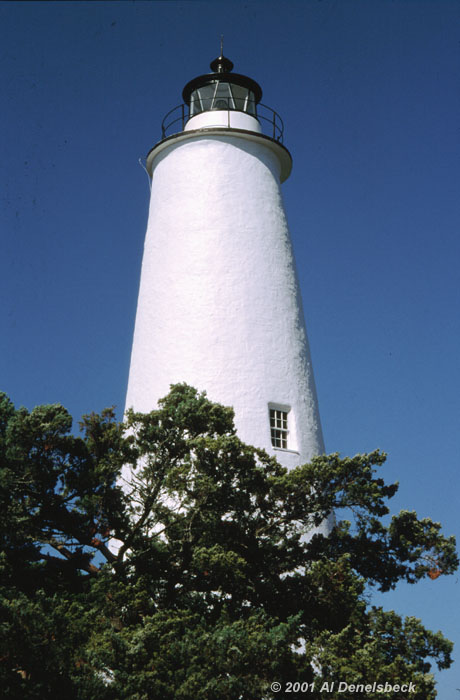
[[1, 1, 459, 695]]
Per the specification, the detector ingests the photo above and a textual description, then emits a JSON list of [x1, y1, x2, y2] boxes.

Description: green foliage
[[0, 385, 457, 698]]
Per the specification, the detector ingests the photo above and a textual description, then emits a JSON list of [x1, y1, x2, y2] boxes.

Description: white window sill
[[272, 447, 300, 455]]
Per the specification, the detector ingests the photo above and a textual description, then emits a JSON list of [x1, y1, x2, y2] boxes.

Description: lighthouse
[[125, 53, 325, 471]]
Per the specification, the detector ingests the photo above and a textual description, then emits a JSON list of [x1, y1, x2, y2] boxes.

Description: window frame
[[269, 406, 289, 450], [189, 82, 257, 116]]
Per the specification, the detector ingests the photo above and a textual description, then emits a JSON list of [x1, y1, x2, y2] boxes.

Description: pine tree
[[0, 386, 457, 699]]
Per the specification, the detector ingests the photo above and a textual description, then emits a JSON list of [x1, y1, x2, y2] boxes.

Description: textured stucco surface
[[126, 131, 324, 470]]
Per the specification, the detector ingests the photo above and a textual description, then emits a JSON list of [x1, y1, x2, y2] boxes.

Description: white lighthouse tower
[[125, 53, 325, 470]]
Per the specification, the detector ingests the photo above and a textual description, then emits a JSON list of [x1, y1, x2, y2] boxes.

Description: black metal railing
[[161, 104, 187, 140], [160, 101, 285, 143]]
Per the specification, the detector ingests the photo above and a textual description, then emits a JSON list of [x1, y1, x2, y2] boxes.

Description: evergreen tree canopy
[[0, 385, 457, 699]]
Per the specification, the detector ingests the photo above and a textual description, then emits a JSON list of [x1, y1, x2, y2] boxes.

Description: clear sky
[[1, 1, 459, 695]]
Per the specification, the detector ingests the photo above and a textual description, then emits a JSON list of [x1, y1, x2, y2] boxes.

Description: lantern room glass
[[189, 82, 256, 116]]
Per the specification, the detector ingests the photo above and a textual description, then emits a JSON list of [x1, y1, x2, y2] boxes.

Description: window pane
[[230, 84, 249, 112], [190, 90, 202, 116], [270, 409, 289, 449], [212, 82, 233, 110], [198, 85, 216, 112], [246, 91, 256, 115], [190, 83, 256, 115]]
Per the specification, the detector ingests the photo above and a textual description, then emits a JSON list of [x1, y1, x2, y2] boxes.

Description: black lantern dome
[[182, 54, 263, 118]]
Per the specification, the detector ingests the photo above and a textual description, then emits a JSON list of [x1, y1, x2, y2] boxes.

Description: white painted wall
[[126, 130, 325, 471], [184, 110, 262, 133]]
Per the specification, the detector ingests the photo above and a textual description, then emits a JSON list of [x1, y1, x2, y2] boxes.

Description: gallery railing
[[160, 101, 285, 143]]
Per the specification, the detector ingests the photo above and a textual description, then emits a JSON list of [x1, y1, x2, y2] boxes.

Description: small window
[[270, 408, 289, 449]]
